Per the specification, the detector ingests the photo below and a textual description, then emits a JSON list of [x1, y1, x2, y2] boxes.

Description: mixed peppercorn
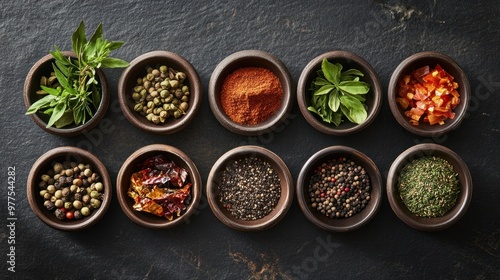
[[39, 161, 104, 220], [307, 157, 371, 219], [218, 157, 281, 221]]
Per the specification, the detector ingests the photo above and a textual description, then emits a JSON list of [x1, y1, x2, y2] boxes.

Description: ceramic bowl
[[208, 50, 294, 136], [118, 51, 202, 134], [23, 52, 110, 137], [116, 144, 202, 229], [388, 51, 470, 137], [296, 146, 382, 232], [26, 146, 112, 231], [386, 143, 473, 231], [206, 145, 294, 231], [297, 51, 382, 135]]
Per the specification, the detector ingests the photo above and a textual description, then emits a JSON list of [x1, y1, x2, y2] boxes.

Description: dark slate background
[[1, 0, 499, 279]]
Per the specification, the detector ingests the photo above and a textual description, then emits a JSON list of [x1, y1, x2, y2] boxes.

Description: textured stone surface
[[1, 0, 499, 279]]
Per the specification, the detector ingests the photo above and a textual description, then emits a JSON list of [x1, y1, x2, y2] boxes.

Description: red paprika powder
[[221, 67, 283, 125]]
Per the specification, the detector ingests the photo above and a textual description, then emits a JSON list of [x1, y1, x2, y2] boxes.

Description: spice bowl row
[[26, 143, 472, 232], [24, 47, 470, 138]]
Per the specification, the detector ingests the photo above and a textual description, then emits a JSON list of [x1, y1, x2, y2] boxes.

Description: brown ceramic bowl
[[24, 52, 110, 137], [118, 51, 202, 134], [296, 146, 382, 232], [386, 143, 473, 231], [206, 145, 294, 231], [26, 146, 112, 231], [116, 144, 202, 229], [208, 50, 294, 136], [297, 51, 382, 135], [388, 51, 470, 137]]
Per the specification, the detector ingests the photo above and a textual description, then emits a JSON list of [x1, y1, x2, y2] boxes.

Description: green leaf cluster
[[26, 21, 129, 128], [307, 58, 370, 126]]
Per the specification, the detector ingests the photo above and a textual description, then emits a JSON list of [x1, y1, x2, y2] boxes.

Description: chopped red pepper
[[396, 64, 460, 125]]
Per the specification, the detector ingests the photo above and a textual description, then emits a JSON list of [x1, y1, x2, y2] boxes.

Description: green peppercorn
[[64, 201, 73, 210], [47, 185, 56, 194], [90, 198, 101, 209], [65, 169, 74, 177], [175, 72, 186, 81], [53, 162, 63, 173], [55, 199, 64, 208], [160, 65, 168, 73], [90, 190, 99, 199], [179, 102, 189, 112], [73, 200, 83, 210], [81, 207, 91, 216], [41, 174, 50, 182], [134, 103, 144, 112], [173, 110, 183, 119], [54, 190, 63, 199]]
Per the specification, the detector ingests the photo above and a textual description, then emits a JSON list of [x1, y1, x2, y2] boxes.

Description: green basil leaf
[[54, 110, 74, 128], [321, 58, 340, 85], [340, 94, 364, 110], [349, 105, 368, 124], [46, 102, 67, 128], [100, 57, 129, 68], [339, 96, 367, 124], [307, 106, 319, 114], [72, 21, 87, 55], [43, 108, 53, 115], [313, 77, 331, 86], [332, 111, 343, 126], [40, 86, 61, 96], [338, 81, 370, 94], [91, 86, 101, 108], [313, 84, 334, 96], [328, 89, 340, 112], [342, 69, 364, 77], [107, 41, 125, 50], [88, 23, 103, 45], [53, 63, 71, 90], [25, 95, 57, 114]]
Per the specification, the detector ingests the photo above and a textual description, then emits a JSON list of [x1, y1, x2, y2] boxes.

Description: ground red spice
[[221, 67, 283, 125]]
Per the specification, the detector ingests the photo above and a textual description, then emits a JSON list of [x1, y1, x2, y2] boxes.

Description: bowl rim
[[117, 50, 202, 134], [206, 145, 294, 231], [386, 143, 473, 231], [116, 144, 202, 229], [26, 146, 112, 231], [387, 51, 471, 137], [296, 145, 383, 232], [297, 50, 383, 135], [208, 49, 295, 136], [23, 51, 110, 137]]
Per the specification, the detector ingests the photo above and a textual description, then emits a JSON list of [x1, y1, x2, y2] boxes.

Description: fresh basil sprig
[[26, 21, 129, 128], [307, 58, 370, 126]]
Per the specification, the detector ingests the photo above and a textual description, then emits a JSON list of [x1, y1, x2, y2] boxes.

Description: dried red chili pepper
[[128, 156, 191, 220]]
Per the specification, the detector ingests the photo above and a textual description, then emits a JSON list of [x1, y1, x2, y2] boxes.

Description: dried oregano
[[398, 156, 460, 218]]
